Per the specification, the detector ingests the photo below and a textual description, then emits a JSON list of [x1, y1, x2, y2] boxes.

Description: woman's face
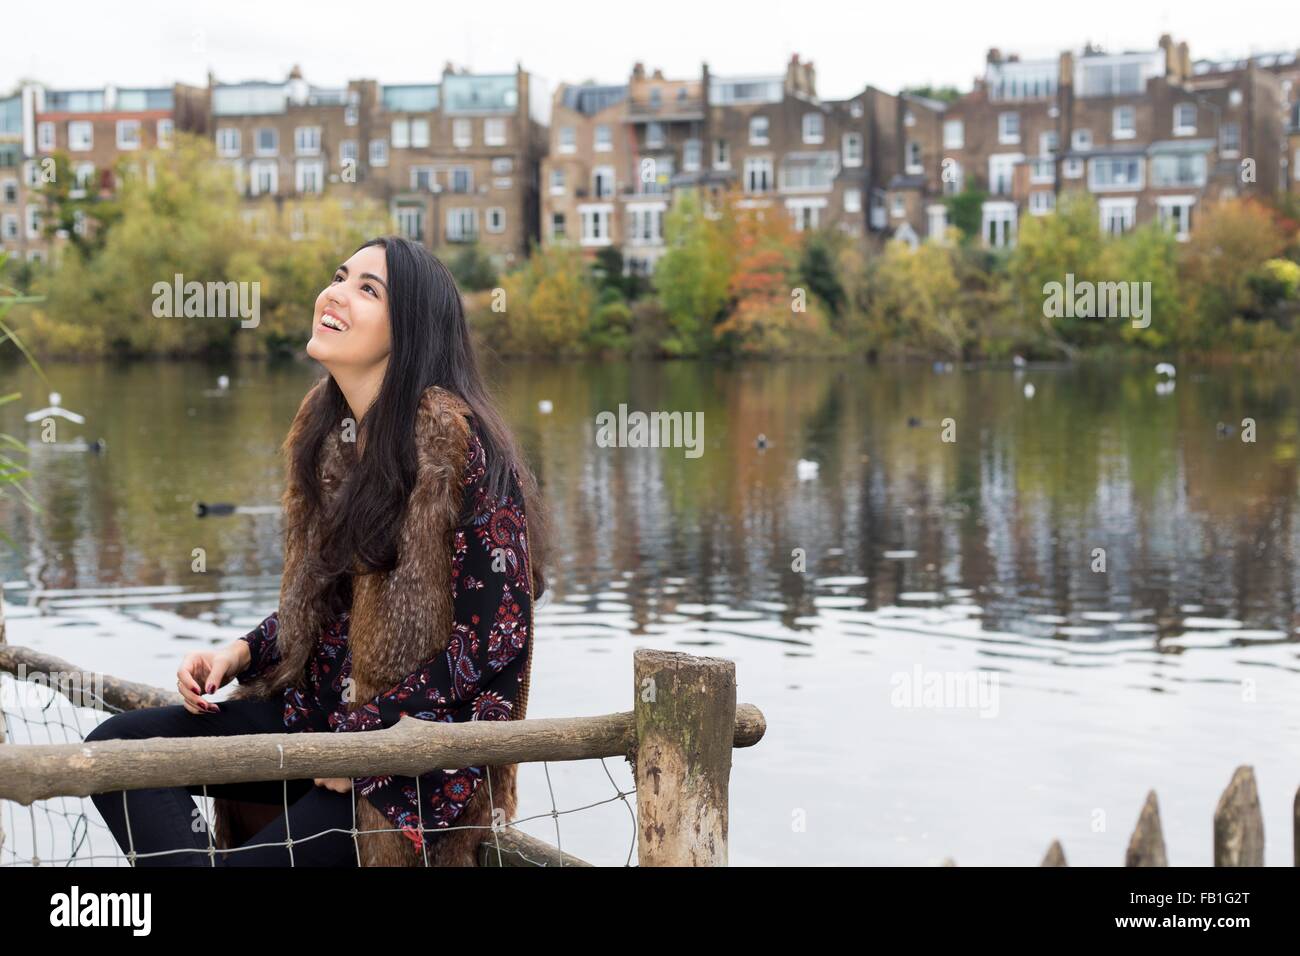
[[306, 244, 392, 373]]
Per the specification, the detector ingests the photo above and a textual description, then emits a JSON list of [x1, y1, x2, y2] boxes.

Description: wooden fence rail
[[0, 632, 766, 866]]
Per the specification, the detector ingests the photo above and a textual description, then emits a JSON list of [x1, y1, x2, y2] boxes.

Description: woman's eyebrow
[[360, 272, 388, 292]]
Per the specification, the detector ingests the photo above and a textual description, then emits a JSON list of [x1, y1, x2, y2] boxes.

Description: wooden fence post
[[633, 648, 735, 866], [1041, 840, 1067, 866], [1214, 766, 1264, 866], [1126, 790, 1168, 866]]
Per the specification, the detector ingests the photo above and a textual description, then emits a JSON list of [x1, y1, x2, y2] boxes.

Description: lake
[[2, 357, 1299, 865]]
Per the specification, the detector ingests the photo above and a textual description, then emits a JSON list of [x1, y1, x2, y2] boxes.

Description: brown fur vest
[[212, 378, 533, 866]]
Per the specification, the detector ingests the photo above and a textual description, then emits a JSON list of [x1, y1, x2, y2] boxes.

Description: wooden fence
[[0, 627, 766, 866]]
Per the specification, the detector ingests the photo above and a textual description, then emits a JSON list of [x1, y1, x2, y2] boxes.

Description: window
[[26, 205, 42, 239], [369, 139, 388, 167], [395, 205, 424, 242], [1150, 153, 1207, 187], [23, 160, 41, 187], [744, 156, 772, 193], [1029, 191, 1055, 215], [484, 118, 506, 146], [788, 199, 824, 231], [1112, 106, 1135, 139], [1081, 61, 1145, 97], [594, 124, 612, 152], [491, 157, 513, 174], [558, 126, 575, 153], [904, 109, 915, 127], [69, 121, 93, 151], [1030, 157, 1054, 183], [906, 142, 923, 174], [713, 138, 730, 169], [550, 167, 565, 195], [1, 214, 16, 239], [850, 101, 864, 118], [255, 127, 278, 156], [450, 166, 472, 193], [988, 153, 1021, 195], [890, 194, 905, 218], [249, 160, 278, 196], [802, 113, 824, 144], [411, 119, 430, 148], [486, 207, 506, 233], [683, 139, 701, 171], [982, 201, 1017, 248], [295, 159, 323, 194], [339, 139, 358, 165], [593, 166, 615, 199], [37, 122, 55, 151], [578, 204, 612, 245], [1071, 128, 1092, 152], [392, 119, 410, 149], [942, 160, 963, 196], [1088, 156, 1143, 190], [1173, 103, 1196, 136], [844, 187, 861, 213], [295, 126, 321, 155], [446, 207, 478, 242], [1156, 196, 1194, 239], [1040, 131, 1058, 156], [749, 115, 769, 146], [453, 118, 472, 148], [345, 104, 358, 126], [998, 112, 1020, 145], [1063, 157, 1084, 179], [157, 118, 174, 149], [1219, 123, 1240, 156], [842, 132, 863, 168], [73, 163, 95, 192], [645, 122, 664, 149], [551, 212, 566, 239], [943, 120, 964, 149], [627, 204, 665, 243], [927, 204, 948, 238], [117, 120, 141, 150], [216, 127, 241, 157], [1, 180, 16, 203], [410, 166, 435, 191], [1099, 197, 1137, 235]]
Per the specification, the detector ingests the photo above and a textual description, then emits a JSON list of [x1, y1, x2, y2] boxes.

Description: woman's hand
[[314, 778, 353, 793], [176, 642, 248, 715]]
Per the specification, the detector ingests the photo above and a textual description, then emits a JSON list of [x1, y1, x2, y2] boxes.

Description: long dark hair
[[289, 235, 548, 610]]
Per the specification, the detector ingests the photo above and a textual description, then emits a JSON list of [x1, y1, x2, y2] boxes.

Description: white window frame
[[1173, 103, 1197, 136], [157, 118, 174, 148], [249, 159, 278, 196], [786, 197, 826, 232], [486, 206, 506, 233], [294, 126, 321, 156], [1112, 106, 1136, 139], [683, 138, 701, 172], [844, 187, 862, 213], [68, 121, 93, 151], [484, 118, 506, 147], [295, 159, 324, 194], [1088, 155, 1144, 191], [749, 115, 769, 146], [37, 122, 55, 151], [549, 167, 565, 195], [446, 207, 479, 242], [391, 119, 410, 149], [713, 138, 730, 170], [339, 139, 358, 165], [1, 213, 17, 240], [26, 204, 42, 239], [926, 203, 948, 239], [558, 126, 575, 154], [394, 204, 424, 242], [981, 200, 1017, 248], [116, 119, 141, 150], [453, 118, 473, 148], [578, 203, 613, 246], [988, 152, 1022, 196], [1071, 128, 1092, 152], [645, 121, 664, 149], [802, 112, 824, 145], [594, 124, 612, 152], [1063, 156, 1084, 179], [842, 132, 863, 168], [743, 155, 773, 193], [998, 112, 1020, 145], [592, 165, 615, 199], [906, 141, 923, 175], [1028, 191, 1055, 215], [1155, 195, 1195, 240], [1039, 130, 1058, 156], [216, 127, 241, 157], [1219, 122, 1240, 157], [254, 127, 278, 157], [943, 119, 964, 149], [369, 139, 388, 167], [1099, 196, 1137, 235], [411, 118, 430, 148]]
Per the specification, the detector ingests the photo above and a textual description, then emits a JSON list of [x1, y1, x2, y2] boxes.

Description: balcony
[[626, 98, 706, 123]]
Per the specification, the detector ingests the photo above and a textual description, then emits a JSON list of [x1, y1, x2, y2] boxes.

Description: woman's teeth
[[322, 315, 346, 331]]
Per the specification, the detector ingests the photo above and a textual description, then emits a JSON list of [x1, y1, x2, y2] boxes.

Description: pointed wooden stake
[[1041, 840, 1067, 866], [1126, 790, 1168, 866], [1214, 766, 1264, 866]]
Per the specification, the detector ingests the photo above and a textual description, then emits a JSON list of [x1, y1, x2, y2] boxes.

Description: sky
[[4, 0, 1298, 106]]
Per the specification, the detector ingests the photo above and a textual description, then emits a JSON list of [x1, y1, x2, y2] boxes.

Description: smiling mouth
[[320, 313, 348, 332]]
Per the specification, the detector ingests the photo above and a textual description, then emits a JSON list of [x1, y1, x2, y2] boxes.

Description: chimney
[[1177, 42, 1191, 81], [632, 62, 645, 81], [987, 48, 1003, 65], [652, 68, 664, 80], [1059, 50, 1074, 88]]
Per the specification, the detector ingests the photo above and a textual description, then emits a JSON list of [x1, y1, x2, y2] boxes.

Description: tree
[[653, 186, 732, 355]]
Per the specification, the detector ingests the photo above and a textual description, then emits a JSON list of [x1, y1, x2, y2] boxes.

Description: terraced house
[[887, 34, 1288, 248], [209, 64, 545, 267], [543, 54, 903, 274]]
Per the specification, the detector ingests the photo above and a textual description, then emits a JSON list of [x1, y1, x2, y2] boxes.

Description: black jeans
[[84, 698, 359, 867]]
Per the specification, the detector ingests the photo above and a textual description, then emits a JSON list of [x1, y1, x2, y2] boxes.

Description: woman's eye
[[332, 272, 344, 283], [363, 284, 376, 296]]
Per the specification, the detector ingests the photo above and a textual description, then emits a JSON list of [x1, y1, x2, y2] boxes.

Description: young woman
[[86, 236, 547, 867]]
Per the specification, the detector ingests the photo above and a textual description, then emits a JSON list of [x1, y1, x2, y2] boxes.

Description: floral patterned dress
[[233, 419, 532, 855]]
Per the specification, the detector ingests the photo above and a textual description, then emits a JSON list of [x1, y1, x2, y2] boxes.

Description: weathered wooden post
[[633, 648, 735, 866], [1126, 790, 1168, 866], [1214, 766, 1264, 866], [1040, 840, 1067, 866]]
